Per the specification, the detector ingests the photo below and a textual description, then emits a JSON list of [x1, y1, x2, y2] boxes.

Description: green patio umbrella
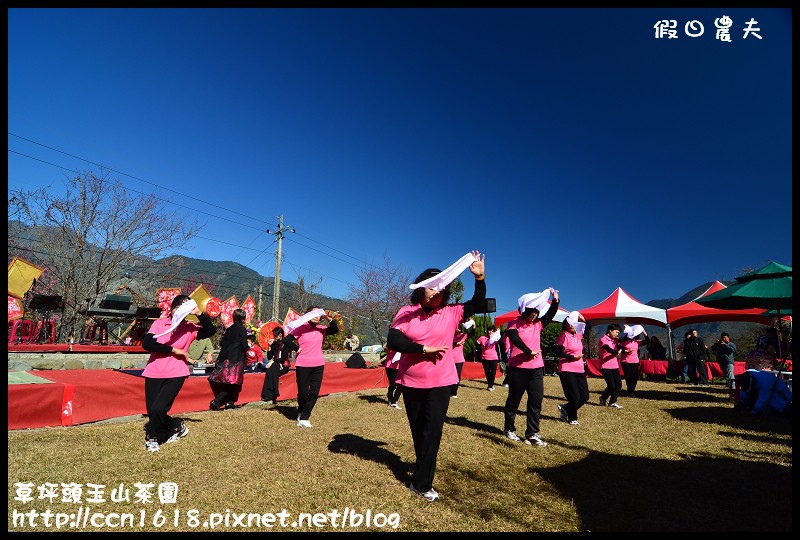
[[695, 261, 791, 312], [697, 261, 792, 364]]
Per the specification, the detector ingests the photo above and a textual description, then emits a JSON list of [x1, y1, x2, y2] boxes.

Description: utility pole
[[266, 215, 295, 321]]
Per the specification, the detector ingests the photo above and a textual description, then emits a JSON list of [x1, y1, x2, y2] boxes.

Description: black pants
[[210, 381, 241, 406], [401, 385, 451, 493], [296, 365, 324, 420], [622, 362, 640, 395], [144, 376, 186, 443], [481, 359, 499, 388], [503, 366, 544, 438], [688, 358, 709, 384], [600, 368, 623, 405], [558, 371, 589, 421], [260, 361, 287, 402], [386, 367, 402, 404], [450, 362, 464, 396]]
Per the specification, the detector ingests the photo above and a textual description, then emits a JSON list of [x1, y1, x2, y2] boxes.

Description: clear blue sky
[[7, 8, 793, 316]]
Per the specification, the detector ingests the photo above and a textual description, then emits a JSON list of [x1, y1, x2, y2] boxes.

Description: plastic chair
[[8, 319, 35, 343]]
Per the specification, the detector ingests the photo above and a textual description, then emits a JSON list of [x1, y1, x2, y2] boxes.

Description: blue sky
[[8, 8, 792, 316]]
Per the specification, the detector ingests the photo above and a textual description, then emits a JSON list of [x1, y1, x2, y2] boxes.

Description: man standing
[[682, 329, 710, 386], [711, 332, 737, 389]]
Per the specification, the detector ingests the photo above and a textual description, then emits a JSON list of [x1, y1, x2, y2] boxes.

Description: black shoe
[[223, 402, 237, 410], [209, 400, 221, 411]]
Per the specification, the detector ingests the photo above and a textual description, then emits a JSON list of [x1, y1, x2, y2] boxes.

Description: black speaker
[[345, 353, 366, 369], [483, 298, 496, 313]]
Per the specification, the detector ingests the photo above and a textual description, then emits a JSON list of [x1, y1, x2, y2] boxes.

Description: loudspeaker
[[345, 353, 367, 369], [482, 298, 496, 313]]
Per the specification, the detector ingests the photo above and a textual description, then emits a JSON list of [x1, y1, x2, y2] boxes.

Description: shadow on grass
[[357, 394, 388, 406], [536, 450, 792, 532], [327, 433, 410, 485], [665, 406, 793, 436]]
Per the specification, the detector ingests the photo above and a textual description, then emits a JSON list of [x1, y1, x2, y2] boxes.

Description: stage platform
[[7, 362, 494, 431]]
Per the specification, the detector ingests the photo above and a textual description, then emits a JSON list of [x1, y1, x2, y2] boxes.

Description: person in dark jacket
[[646, 336, 667, 360], [682, 328, 710, 386], [711, 332, 737, 389], [208, 308, 249, 410], [260, 326, 298, 404]]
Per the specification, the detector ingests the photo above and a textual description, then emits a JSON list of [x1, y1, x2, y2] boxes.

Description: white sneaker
[[408, 483, 439, 502], [389, 402, 402, 410], [568, 420, 580, 426], [503, 383, 509, 388], [451, 395, 458, 399], [145, 439, 160, 453], [524, 433, 548, 447], [505, 431, 521, 442], [297, 419, 313, 428], [487, 386, 495, 392], [609, 402, 623, 409]]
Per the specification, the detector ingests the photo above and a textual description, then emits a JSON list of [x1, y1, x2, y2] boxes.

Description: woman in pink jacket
[[387, 251, 485, 503], [503, 289, 560, 447], [598, 324, 623, 408], [619, 325, 648, 398], [554, 312, 589, 425]]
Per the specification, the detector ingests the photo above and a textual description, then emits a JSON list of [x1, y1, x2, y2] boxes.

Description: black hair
[[721, 332, 730, 338], [607, 323, 622, 333], [487, 325, 496, 332], [684, 330, 693, 339], [232, 308, 246, 323], [171, 294, 191, 310], [272, 327, 284, 336], [410, 268, 452, 306]]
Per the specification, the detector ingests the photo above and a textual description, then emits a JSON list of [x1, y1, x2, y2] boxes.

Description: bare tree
[[346, 256, 411, 348], [8, 168, 202, 341]]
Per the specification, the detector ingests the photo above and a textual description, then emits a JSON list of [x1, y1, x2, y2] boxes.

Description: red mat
[[8, 362, 494, 430]]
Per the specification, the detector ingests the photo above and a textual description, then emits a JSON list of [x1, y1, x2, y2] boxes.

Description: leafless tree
[[8, 168, 202, 341], [346, 256, 411, 347]]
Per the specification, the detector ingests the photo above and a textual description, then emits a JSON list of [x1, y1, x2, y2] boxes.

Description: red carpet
[[7, 362, 494, 430]]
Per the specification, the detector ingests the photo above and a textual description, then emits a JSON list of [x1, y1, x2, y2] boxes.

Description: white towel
[[285, 308, 327, 333], [517, 290, 552, 315], [624, 324, 645, 340], [409, 252, 478, 291], [152, 299, 198, 338], [566, 311, 586, 335], [388, 351, 401, 366], [462, 319, 475, 330], [488, 329, 501, 345]]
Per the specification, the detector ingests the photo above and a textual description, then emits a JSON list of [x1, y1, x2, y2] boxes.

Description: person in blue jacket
[[735, 368, 792, 417]]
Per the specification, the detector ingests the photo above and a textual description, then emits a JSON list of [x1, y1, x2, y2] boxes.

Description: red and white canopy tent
[[666, 281, 774, 329], [574, 287, 672, 358]]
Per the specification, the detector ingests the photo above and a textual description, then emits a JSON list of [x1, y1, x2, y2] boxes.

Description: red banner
[[156, 288, 182, 318], [8, 296, 24, 321], [241, 295, 257, 324], [220, 296, 240, 328]]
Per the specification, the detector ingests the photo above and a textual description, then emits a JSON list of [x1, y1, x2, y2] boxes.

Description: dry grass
[[7, 375, 792, 532]]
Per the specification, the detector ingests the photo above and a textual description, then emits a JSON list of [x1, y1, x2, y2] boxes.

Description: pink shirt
[[392, 303, 465, 388], [507, 316, 545, 369], [555, 330, 585, 374], [599, 334, 620, 370], [142, 317, 201, 378], [619, 339, 641, 364], [452, 331, 468, 364], [477, 335, 499, 360], [291, 322, 327, 367]]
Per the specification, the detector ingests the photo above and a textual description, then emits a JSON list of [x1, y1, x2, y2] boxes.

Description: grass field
[[7, 375, 792, 532]]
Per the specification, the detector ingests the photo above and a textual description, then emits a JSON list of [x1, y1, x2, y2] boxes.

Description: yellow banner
[[7, 257, 44, 299]]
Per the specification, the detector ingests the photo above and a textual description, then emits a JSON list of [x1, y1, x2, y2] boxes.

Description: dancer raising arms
[[387, 250, 486, 502], [503, 288, 560, 447]]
